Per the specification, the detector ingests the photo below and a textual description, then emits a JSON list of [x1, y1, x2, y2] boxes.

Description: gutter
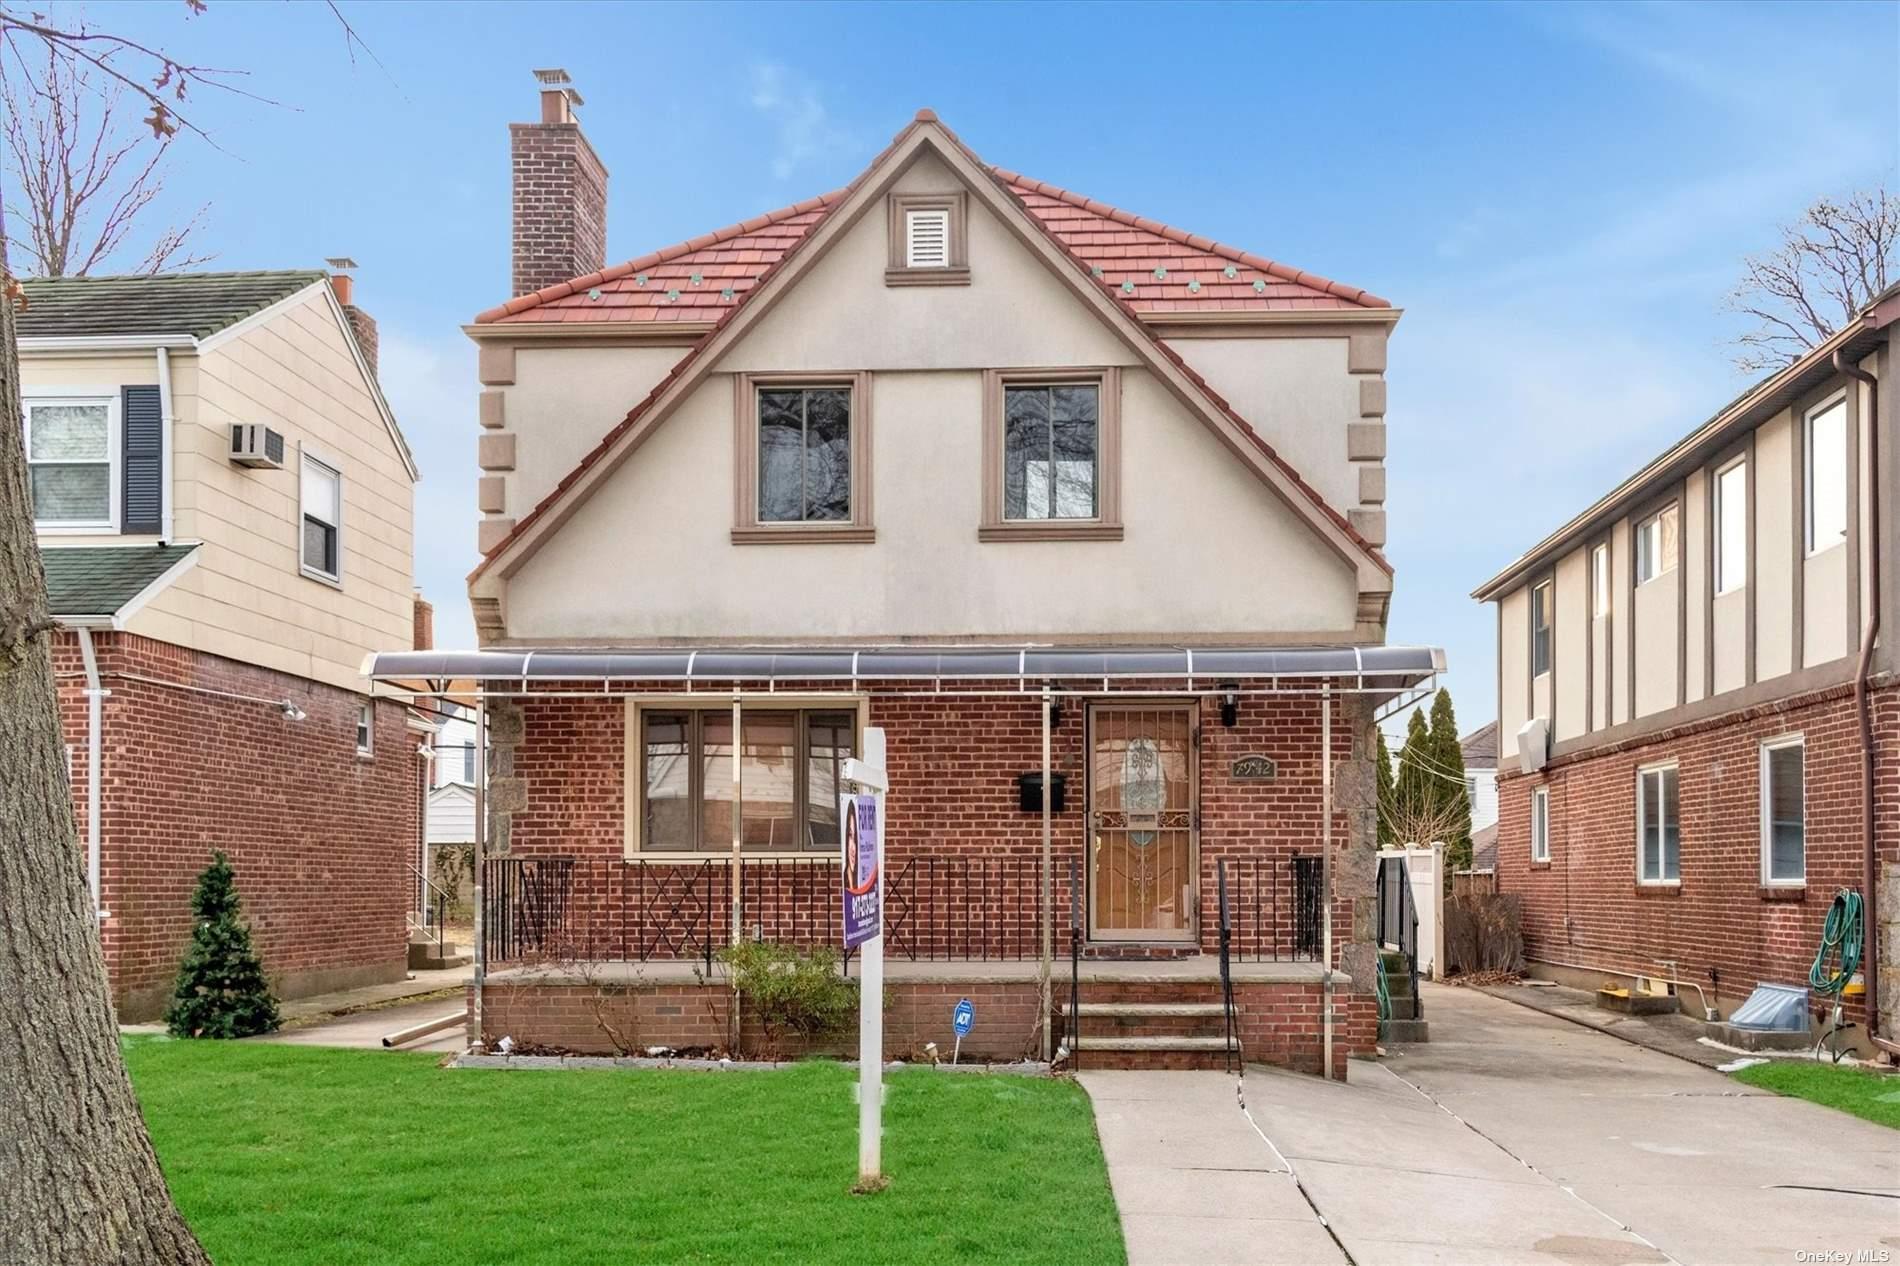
[[74, 628, 109, 920], [1833, 349, 1882, 1045]]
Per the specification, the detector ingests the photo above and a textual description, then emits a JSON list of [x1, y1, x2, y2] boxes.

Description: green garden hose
[[1375, 955, 1392, 1038], [1809, 889, 1863, 996]]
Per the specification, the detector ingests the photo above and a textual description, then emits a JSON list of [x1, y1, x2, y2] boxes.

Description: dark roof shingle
[[41, 544, 198, 618], [17, 271, 326, 340], [1460, 721, 1499, 767]]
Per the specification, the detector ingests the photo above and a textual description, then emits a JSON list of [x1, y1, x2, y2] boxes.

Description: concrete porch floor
[[1085, 983, 1900, 1265], [485, 955, 1336, 986]]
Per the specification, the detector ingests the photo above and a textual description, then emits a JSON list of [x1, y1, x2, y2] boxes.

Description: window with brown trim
[[636, 707, 856, 854], [731, 371, 873, 543], [885, 192, 969, 286], [980, 368, 1122, 541]]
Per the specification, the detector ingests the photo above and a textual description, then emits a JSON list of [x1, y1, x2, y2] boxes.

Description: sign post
[[952, 997, 974, 1065], [841, 728, 888, 1187]]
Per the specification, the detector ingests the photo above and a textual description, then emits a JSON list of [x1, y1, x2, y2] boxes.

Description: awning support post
[[1039, 685, 1053, 1063], [1321, 683, 1334, 1081]]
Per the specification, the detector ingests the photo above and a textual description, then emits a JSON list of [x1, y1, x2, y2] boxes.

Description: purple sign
[[842, 793, 881, 948]]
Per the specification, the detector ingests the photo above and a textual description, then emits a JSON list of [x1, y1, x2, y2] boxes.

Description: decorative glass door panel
[[1088, 705, 1196, 941]]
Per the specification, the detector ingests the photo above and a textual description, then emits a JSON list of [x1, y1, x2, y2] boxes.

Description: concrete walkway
[[1083, 983, 1900, 1266], [254, 995, 466, 1053], [275, 962, 471, 1026]]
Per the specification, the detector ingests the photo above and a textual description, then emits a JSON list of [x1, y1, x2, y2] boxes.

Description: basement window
[[886, 192, 969, 286]]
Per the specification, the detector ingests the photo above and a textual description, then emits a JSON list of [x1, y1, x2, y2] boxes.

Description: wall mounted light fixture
[[1219, 684, 1239, 729]]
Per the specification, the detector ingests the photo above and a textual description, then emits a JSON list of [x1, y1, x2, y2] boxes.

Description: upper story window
[[634, 706, 856, 854], [1805, 397, 1847, 555], [1636, 762, 1680, 884], [981, 369, 1122, 541], [1591, 544, 1610, 618], [1634, 503, 1677, 585], [1715, 459, 1747, 595], [732, 373, 873, 543], [760, 386, 851, 522], [885, 192, 969, 286], [26, 397, 116, 529], [355, 702, 374, 756], [1530, 580, 1552, 677], [300, 451, 342, 583], [1760, 736, 1804, 885]]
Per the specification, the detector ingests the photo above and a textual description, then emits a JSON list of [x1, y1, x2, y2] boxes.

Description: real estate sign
[[842, 793, 881, 948]]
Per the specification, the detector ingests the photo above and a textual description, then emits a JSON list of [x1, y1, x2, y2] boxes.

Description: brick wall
[[475, 975, 1374, 1075], [510, 118, 607, 298], [495, 686, 1366, 964], [1496, 678, 1897, 1024], [53, 631, 413, 1019]]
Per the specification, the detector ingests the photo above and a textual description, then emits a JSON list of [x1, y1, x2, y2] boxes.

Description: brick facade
[[1496, 677, 1898, 1028], [509, 114, 607, 298], [53, 631, 416, 1019]]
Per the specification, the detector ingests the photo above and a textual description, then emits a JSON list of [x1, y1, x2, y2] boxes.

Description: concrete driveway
[[1083, 983, 1900, 1266]]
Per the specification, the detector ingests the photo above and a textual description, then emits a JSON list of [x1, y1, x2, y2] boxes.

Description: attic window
[[886, 192, 969, 286]]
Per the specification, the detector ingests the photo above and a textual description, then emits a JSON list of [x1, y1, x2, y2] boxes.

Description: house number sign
[[1229, 754, 1278, 781]]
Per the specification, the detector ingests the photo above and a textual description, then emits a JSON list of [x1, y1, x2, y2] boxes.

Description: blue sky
[[30, 0, 1898, 735]]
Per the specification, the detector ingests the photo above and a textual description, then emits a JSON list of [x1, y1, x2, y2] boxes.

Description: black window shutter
[[121, 385, 163, 534]]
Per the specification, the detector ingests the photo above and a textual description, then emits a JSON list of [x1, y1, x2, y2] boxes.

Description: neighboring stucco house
[[22, 268, 424, 1019], [372, 79, 1440, 1073], [1473, 284, 1896, 1044], [1461, 721, 1500, 871]]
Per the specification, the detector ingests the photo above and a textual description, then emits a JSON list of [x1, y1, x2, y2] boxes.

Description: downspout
[[75, 627, 108, 919], [470, 699, 486, 1051], [1039, 685, 1053, 1063], [155, 346, 175, 542], [1833, 349, 1882, 1044]]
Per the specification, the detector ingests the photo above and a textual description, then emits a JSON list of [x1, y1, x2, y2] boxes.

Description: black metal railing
[[1376, 855, 1421, 1020], [408, 862, 449, 960], [1217, 860, 1240, 1073], [1212, 855, 1324, 962], [1068, 859, 1082, 1069], [483, 852, 1058, 967]]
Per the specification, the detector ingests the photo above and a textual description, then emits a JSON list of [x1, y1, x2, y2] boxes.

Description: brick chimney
[[412, 590, 434, 651], [511, 68, 608, 298], [327, 258, 379, 380]]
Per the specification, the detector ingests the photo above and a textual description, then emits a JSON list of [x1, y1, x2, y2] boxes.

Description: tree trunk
[[0, 193, 209, 1262]]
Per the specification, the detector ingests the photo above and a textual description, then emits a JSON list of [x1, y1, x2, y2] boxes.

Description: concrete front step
[[1074, 1035, 1232, 1052], [1064, 1002, 1227, 1018], [1384, 1017, 1430, 1043]]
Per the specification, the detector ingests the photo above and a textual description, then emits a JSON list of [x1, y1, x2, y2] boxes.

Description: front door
[[1087, 703, 1197, 943]]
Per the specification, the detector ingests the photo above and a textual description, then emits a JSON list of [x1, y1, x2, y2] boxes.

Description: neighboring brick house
[[21, 268, 425, 1019], [1473, 284, 1897, 1049], [373, 77, 1440, 1074]]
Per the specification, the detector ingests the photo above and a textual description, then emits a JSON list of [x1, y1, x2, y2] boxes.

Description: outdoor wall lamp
[[1048, 698, 1065, 729], [1219, 684, 1239, 729], [280, 701, 307, 721]]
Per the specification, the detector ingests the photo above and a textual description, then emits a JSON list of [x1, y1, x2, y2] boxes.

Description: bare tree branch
[[1, 39, 210, 276], [1727, 186, 1898, 372]]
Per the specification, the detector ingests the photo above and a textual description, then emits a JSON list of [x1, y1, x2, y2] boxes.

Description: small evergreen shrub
[[165, 851, 280, 1038], [717, 941, 857, 1051]]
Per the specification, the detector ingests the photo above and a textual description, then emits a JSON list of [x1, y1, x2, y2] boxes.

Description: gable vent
[[905, 208, 950, 268]]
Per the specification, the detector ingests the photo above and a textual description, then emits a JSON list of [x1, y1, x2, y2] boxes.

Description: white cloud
[[749, 62, 857, 181], [375, 325, 480, 650]]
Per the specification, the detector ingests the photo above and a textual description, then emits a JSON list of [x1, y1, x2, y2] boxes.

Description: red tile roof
[[476, 173, 1387, 325]]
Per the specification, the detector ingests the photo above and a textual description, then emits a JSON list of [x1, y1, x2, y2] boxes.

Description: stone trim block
[[1347, 330, 1387, 375], [1347, 422, 1386, 461], [1348, 508, 1387, 546], [480, 390, 507, 429], [478, 432, 517, 471], [1359, 378, 1387, 417], [478, 476, 507, 514], [477, 516, 516, 555], [1358, 465, 1386, 505], [478, 344, 517, 386]]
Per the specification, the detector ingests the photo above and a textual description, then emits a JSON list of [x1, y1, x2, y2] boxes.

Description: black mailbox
[[1016, 771, 1067, 813]]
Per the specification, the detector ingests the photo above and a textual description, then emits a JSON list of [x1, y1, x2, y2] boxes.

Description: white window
[[905, 208, 951, 268], [1805, 397, 1847, 554], [25, 396, 116, 528], [1530, 580, 1552, 677], [356, 702, 374, 755], [1531, 786, 1550, 863], [1592, 544, 1610, 618], [1760, 736, 1804, 885], [300, 452, 342, 582], [1636, 763, 1680, 884], [1715, 460, 1747, 595], [1635, 504, 1678, 584]]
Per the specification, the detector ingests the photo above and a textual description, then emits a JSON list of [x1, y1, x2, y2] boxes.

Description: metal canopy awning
[[366, 644, 1444, 709]]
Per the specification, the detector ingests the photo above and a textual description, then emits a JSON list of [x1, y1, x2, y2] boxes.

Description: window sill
[[1528, 860, 1552, 870], [356, 748, 375, 762], [1759, 884, 1806, 901], [301, 565, 344, 590], [731, 526, 875, 546], [979, 522, 1123, 543], [1634, 881, 1682, 895], [884, 266, 970, 288]]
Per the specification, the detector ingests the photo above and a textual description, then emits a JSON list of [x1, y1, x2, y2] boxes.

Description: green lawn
[[1730, 1059, 1900, 1130], [125, 1040, 1124, 1266]]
